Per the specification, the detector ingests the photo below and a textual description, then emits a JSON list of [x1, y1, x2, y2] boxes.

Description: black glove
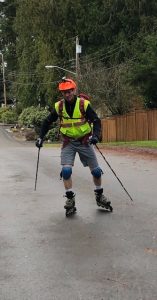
[[89, 135, 99, 145], [36, 137, 43, 148]]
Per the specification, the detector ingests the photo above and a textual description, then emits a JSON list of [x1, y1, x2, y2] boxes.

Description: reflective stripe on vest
[[60, 119, 87, 128]]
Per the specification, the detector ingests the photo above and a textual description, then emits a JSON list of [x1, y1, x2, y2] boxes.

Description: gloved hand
[[89, 135, 99, 145], [36, 137, 43, 148]]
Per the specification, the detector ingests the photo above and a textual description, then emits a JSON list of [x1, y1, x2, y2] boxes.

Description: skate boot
[[64, 191, 77, 217], [94, 188, 113, 212]]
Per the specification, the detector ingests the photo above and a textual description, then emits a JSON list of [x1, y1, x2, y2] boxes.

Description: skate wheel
[[105, 204, 113, 212], [109, 205, 113, 212], [65, 207, 77, 217], [97, 201, 113, 212]]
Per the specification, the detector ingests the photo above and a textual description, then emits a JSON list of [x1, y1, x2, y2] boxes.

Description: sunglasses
[[62, 89, 74, 94]]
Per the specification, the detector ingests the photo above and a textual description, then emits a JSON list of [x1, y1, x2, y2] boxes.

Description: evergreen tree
[[1, 0, 157, 112], [130, 33, 157, 108]]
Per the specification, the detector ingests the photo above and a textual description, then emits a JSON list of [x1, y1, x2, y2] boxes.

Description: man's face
[[61, 88, 75, 102]]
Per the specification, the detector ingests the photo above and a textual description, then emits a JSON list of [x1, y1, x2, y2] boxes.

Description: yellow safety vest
[[55, 98, 92, 139]]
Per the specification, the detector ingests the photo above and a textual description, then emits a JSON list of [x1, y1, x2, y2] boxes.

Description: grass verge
[[44, 142, 61, 148], [43, 140, 157, 149], [101, 140, 157, 148]]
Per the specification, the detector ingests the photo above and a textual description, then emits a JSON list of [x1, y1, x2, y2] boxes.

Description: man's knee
[[91, 167, 102, 179], [62, 166, 72, 180]]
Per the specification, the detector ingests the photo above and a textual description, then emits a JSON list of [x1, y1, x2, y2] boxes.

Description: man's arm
[[85, 104, 101, 139], [39, 108, 58, 139]]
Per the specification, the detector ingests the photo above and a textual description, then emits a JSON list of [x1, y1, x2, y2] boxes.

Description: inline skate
[[95, 188, 113, 212], [64, 191, 77, 217]]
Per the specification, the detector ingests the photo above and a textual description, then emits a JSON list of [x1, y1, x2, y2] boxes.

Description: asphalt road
[[0, 125, 157, 300]]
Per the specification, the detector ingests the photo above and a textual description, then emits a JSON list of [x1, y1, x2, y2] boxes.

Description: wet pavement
[[0, 125, 157, 300]]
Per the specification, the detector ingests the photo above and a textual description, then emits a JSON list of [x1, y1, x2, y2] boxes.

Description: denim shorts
[[61, 140, 99, 171]]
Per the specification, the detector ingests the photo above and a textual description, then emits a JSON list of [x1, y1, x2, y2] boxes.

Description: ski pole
[[34, 148, 40, 191], [95, 144, 134, 202]]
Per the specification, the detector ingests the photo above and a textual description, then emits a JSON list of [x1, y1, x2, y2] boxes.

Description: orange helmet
[[58, 78, 77, 91]]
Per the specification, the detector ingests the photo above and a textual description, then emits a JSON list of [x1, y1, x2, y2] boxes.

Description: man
[[36, 78, 112, 216]]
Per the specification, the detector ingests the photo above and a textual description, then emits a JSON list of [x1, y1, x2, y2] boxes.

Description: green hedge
[[46, 123, 60, 142], [0, 107, 10, 122], [18, 106, 60, 141], [18, 106, 49, 131], [0, 107, 18, 124]]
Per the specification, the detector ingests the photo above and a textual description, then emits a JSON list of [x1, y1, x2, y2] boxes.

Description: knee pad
[[91, 167, 102, 179], [62, 166, 72, 180]]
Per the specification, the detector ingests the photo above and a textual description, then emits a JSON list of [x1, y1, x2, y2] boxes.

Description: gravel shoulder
[[98, 145, 157, 160]]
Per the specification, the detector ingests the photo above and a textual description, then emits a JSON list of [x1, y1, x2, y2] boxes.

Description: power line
[[2, 56, 136, 85], [5, 80, 59, 86], [79, 32, 139, 65], [81, 56, 137, 78]]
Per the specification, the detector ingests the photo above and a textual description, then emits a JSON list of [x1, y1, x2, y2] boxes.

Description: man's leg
[[82, 143, 112, 210], [78, 143, 103, 191], [61, 164, 76, 215], [62, 164, 73, 191], [90, 166, 112, 210], [93, 175, 101, 186], [90, 166, 102, 190], [61, 142, 76, 192]]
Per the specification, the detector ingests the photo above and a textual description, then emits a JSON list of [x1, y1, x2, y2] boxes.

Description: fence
[[101, 109, 157, 142]]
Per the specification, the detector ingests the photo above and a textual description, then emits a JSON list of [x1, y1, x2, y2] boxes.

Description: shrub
[[0, 108, 18, 124], [33, 108, 49, 134], [18, 106, 37, 127], [0, 107, 10, 122], [18, 107, 60, 141], [46, 126, 59, 142], [18, 106, 49, 132]]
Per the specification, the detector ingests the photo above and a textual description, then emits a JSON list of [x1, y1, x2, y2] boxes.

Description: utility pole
[[75, 36, 82, 91], [0, 52, 7, 107], [76, 36, 82, 80]]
